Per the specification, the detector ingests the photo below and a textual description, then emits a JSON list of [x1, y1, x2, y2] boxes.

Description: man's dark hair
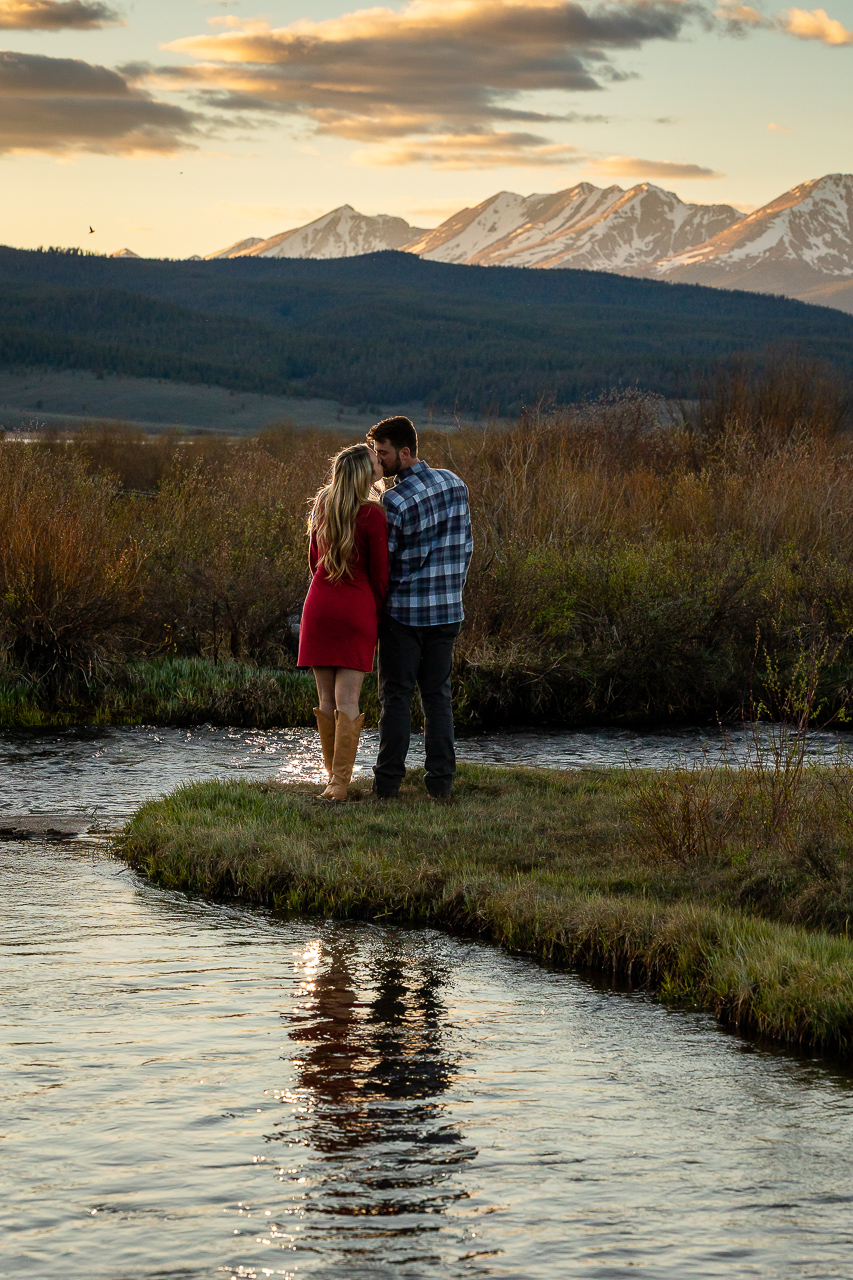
[[367, 415, 418, 455]]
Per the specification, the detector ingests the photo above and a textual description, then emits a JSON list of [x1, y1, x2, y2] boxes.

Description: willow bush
[[0, 444, 141, 689], [1, 372, 853, 726]]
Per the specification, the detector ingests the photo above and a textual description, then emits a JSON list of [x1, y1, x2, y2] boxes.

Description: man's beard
[[381, 452, 401, 477]]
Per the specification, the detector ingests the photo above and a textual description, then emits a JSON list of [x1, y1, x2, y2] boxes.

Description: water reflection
[[6, 724, 853, 1280], [273, 933, 474, 1271], [4, 839, 853, 1280]]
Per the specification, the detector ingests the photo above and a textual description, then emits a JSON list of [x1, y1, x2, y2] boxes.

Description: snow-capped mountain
[[401, 188, 610, 263], [408, 183, 739, 271], [209, 184, 737, 271], [656, 175, 853, 276], [652, 175, 853, 307], [202, 175, 853, 314], [212, 206, 426, 260]]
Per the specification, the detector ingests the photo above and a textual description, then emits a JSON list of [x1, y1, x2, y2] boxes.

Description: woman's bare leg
[[335, 668, 366, 720], [313, 667, 336, 719]]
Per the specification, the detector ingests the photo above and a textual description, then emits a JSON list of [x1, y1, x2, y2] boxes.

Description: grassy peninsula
[[117, 757, 853, 1058]]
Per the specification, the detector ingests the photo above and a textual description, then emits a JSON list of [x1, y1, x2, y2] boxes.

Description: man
[[366, 415, 473, 800]]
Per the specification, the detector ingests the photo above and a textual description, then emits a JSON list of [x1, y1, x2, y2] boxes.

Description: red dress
[[298, 502, 389, 672]]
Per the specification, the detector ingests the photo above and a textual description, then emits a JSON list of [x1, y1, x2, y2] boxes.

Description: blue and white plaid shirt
[[382, 460, 473, 627]]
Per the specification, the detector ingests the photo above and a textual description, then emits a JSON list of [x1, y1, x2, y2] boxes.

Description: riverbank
[[0, 657, 359, 730], [117, 762, 853, 1057]]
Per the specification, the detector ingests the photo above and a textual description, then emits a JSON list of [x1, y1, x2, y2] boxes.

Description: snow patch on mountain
[[210, 207, 426, 261], [655, 174, 853, 278], [406, 183, 739, 271]]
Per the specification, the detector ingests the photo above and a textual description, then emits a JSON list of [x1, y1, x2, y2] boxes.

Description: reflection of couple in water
[[284, 934, 471, 1252], [297, 415, 473, 802], [289, 939, 459, 1151]]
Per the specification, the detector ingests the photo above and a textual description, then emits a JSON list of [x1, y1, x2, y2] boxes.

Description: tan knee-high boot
[[313, 708, 336, 782], [320, 711, 365, 801]]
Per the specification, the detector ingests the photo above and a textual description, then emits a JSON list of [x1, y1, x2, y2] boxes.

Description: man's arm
[[463, 504, 474, 579], [456, 481, 473, 582], [383, 492, 403, 565]]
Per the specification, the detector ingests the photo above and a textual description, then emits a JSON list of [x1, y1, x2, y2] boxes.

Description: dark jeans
[[373, 616, 462, 798]]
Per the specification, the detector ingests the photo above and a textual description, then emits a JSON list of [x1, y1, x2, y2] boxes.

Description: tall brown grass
[[0, 445, 141, 687], [2, 364, 853, 724], [696, 349, 851, 445]]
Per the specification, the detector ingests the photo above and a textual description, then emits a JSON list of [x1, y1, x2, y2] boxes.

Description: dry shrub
[[140, 442, 315, 663], [697, 349, 851, 445], [435, 383, 853, 722], [627, 754, 741, 866], [627, 628, 852, 870], [75, 421, 184, 491], [2, 369, 853, 726], [0, 442, 141, 684], [742, 630, 843, 849]]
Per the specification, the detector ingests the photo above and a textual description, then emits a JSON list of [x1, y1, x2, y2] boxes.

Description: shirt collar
[[396, 459, 427, 482]]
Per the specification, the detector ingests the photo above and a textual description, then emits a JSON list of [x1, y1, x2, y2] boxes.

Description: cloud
[[590, 155, 723, 178], [138, 0, 850, 170], [0, 51, 204, 154], [716, 0, 853, 41], [715, 0, 767, 29], [781, 6, 852, 42], [767, 120, 794, 131], [162, 0, 697, 165], [362, 131, 586, 168], [0, 0, 119, 28]]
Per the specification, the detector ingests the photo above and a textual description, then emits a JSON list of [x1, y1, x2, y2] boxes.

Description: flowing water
[[2, 726, 853, 1279]]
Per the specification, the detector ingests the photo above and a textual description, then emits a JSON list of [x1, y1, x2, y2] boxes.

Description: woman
[[298, 443, 388, 801]]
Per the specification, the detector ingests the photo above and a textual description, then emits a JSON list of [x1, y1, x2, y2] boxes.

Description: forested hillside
[[1, 247, 851, 411]]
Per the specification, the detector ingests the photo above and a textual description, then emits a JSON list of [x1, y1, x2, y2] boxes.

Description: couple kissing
[[297, 415, 473, 803]]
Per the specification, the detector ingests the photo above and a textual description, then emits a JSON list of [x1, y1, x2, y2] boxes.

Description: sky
[[0, 0, 850, 258]]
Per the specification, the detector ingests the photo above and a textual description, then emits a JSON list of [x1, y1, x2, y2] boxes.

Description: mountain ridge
[[209, 205, 427, 261], [202, 174, 853, 314]]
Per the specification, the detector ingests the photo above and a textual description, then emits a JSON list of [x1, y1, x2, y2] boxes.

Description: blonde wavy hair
[[309, 443, 381, 581]]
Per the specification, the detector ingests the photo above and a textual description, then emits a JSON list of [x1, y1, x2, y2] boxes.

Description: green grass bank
[[0, 657, 374, 730], [116, 762, 853, 1059]]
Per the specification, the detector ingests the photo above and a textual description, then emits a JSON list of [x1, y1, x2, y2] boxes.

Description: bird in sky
[[88, 226, 95, 234]]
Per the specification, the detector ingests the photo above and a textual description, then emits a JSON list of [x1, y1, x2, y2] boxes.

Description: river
[[2, 726, 853, 1279]]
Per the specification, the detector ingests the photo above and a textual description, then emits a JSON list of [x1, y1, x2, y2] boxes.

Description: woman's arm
[[366, 505, 389, 615]]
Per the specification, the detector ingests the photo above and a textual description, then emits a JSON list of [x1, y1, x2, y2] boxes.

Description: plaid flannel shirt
[[382, 460, 473, 627]]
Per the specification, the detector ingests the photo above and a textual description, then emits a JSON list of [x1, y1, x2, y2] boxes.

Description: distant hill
[[0, 247, 851, 414]]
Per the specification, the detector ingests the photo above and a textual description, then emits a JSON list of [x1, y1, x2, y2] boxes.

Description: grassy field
[[0, 369, 477, 435], [117, 759, 853, 1058]]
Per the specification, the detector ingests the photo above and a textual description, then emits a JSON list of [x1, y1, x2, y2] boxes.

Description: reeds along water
[[1, 360, 853, 726]]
